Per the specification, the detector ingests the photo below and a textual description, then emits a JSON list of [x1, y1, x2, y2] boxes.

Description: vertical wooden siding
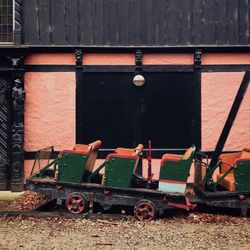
[[22, 0, 250, 46]]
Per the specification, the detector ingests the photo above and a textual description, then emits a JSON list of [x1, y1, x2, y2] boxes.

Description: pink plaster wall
[[202, 72, 250, 151], [143, 53, 193, 64], [202, 53, 250, 65], [23, 53, 250, 178], [25, 53, 75, 65], [83, 53, 194, 65], [83, 53, 134, 65], [24, 72, 75, 151]]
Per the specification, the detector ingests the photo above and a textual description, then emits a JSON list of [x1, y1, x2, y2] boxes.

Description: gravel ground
[[0, 193, 249, 250], [0, 215, 249, 250]]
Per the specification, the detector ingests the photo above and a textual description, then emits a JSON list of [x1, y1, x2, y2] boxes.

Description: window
[[0, 0, 13, 43]]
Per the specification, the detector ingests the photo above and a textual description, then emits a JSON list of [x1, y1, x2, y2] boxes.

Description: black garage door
[[77, 72, 196, 157]]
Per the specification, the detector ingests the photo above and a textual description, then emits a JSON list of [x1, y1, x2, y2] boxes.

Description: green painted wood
[[235, 161, 250, 192], [159, 159, 192, 183], [104, 157, 136, 188], [57, 153, 88, 183], [159, 146, 196, 183]]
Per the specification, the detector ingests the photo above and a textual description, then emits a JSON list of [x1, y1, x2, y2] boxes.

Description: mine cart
[[26, 143, 198, 220], [26, 72, 250, 220]]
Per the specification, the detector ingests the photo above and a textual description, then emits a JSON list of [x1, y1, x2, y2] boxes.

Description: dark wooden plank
[[175, 0, 182, 45], [153, 0, 166, 45], [92, 0, 104, 45], [23, 0, 39, 44], [202, 0, 217, 44], [107, 0, 119, 45], [20, 0, 250, 47], [134, 0, 142, 45], [38, 0, 51, 45], [66, 0, 78, 45], [238, 0, 249, 45], [166, 0, 179, 45], [51, 0, 67, 44], [216, 0, 227, 45], [180, 0, 192, 45], [103, 0, 109, 45], [117, 0, 129, 45], [191, 0, 203, 44], [79, 0, 93, 45], [128, 0, 135, 45], [228, 0, 239, 44], [141, 0, 154, 45], [83, 65, 134, 72], [202, 64, 250, 72], [24, 65, 75, 72]]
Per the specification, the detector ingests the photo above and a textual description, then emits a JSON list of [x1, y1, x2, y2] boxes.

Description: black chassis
[[25, 179, 250, 216], [194, 189, 250, 211], [25, 179, 187, 214]]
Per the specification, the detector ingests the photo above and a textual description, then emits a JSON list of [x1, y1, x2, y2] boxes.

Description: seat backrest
[[240, 146, 250, 158], [182, 146, 195, 160], [115, 147, 135, 155], [219, 151, 242, 174], [57, 140, 102, 183], [115, 144, 143, 156], [82, 140, 102, 181], [103, 144, 143, 188], [158, 145, 196, 193], [73, 144, 91, 153]]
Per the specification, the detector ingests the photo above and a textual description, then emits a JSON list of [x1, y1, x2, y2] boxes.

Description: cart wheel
[[66, 193, 88, 214], [134, 200, 157, 221]]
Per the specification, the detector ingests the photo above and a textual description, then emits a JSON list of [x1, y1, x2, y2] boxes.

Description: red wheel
[[66, 193, 87, 214], [134, 200, 157, 221]]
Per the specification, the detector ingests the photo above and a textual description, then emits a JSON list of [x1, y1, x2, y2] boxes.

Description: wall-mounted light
[[133, 74, 145, 87]]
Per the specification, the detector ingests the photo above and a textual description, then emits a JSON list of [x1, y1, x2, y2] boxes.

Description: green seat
[[103, 144, 143, 188], [57, 140, 102, 183], [158, 145, 196, 193]]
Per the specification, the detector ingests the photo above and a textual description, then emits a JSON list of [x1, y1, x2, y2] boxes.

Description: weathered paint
[[24, 72, 75, 151], [203, 53, 250, 65], [25, 53, 75, 65], [83, 53, 134, 65], [158, 181, 186, 193], [24, 159, 106, 181], [202, 72, 250, 151], [143, 54, 193, 65]]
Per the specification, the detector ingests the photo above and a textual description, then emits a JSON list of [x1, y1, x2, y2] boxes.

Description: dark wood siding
[[21, 0, 250, 46]]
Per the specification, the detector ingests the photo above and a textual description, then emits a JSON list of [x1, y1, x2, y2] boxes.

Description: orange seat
[[73, 140, 102, 174], [161, 147, 194, 163], [217, 146, 250, 191], [217, 173, 235, 191], [114, 144, 143, 156]]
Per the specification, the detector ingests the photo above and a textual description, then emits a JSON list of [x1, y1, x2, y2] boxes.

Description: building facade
[[0, 0, 250, 191]]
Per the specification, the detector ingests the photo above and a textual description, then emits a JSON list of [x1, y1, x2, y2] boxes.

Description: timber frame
[[0, 46, 249, 190]]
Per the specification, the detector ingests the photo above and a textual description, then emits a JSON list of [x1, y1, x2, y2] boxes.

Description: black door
[[0, 74, 12, 190], [143, 72, 194, 148], [78, 72, 136, 149], [77, 72, 196, 157]]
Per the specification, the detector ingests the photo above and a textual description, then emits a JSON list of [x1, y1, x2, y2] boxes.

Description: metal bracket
[[135, 50, 143, 74], [75, 49, 83, 68], [194, 50, 202, 67]]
